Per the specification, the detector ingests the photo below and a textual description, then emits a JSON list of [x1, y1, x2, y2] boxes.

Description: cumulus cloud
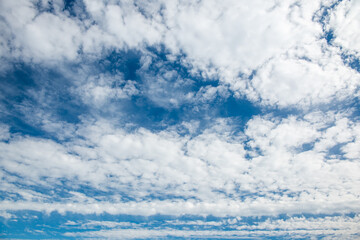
[[239, 42, 360, 107], [327, 0, 360, 56], [1, 0, 359, 108], [0, 0, 82, 63], [162, 0, 323, 76], [1, 112, 360, 217]]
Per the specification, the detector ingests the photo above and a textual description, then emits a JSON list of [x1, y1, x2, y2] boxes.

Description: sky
[[0, 0, 360, 239]]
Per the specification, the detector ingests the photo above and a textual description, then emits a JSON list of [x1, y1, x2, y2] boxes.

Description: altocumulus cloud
[[0, 0, 360, 239]]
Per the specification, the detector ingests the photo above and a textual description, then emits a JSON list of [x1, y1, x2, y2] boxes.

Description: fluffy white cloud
[[1, 0, 359, 109], [82, 0, 164, 53], [0, 0, 82, 63], [162, 0, 323, 76], [240, 42, 360, 107], [328, 0, 360, 56], [0, 0, 163, 63], [82, 0, 360, 108], [22, 12, 81, 61], [1, 111, 360, 216]]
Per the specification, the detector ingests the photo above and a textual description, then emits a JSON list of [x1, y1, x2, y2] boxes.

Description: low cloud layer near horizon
[[1, 0, 360, 239]]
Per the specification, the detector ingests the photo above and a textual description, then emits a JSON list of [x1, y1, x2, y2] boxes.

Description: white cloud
[[0, 210, 16, 219], [60, 215, 360, 239], [1, 112, 360, 217], [1, 0, 359, 109], [0, 0, 163, 63], [0, 0, 82, 63], [162, 0, 323, 77], [136, 53, 232, 109], [234, 41, 360, 107], [81, 0, 165, 54], [138, 57, 195, 108], [22, 12, 82, 61], [342, 139, 360, 160], [75, 73, 139, 107], [328, 0, 360, 56], [1, 3, 360, 236]]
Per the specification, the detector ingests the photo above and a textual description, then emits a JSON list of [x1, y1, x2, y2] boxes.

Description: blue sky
[[1, 0, 360, 239]]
